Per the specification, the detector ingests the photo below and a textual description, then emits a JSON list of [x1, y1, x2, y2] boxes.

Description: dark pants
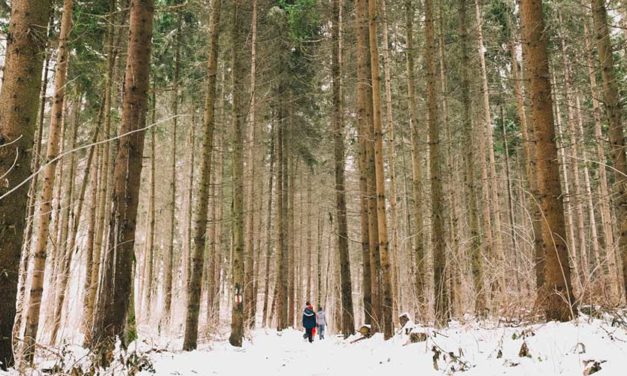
[[305, 327, 314, 343]]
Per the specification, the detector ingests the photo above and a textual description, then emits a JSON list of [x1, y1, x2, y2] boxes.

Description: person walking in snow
[[302, 301, 317, 343], [316, 306, 327, 340]]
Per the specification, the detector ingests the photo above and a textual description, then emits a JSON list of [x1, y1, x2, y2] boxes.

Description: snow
[[139, 317, 627, 376], [2, 316, 626, 375]]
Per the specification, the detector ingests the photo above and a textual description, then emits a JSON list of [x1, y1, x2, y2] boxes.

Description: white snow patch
[[2, 317, 626, 375], [139, 318, 627, 375]]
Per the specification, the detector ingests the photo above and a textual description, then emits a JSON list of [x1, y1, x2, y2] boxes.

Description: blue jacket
[[302, 306, 317, 329]]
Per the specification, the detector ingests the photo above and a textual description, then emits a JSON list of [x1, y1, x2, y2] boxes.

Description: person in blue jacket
[[302, 301, 317, 343]]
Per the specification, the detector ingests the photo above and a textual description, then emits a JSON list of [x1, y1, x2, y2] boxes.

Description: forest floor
[[140, 315, 627, 375], [3, 314, 626, 375]]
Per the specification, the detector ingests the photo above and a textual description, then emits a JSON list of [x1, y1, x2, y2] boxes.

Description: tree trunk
[[520, 0, 575, 321], [553, 71, 579, 292], [276, 108, 289, 330], [557, 16, 589, 291], [22, 0, 73, 361], [15, 18, 53, 346], [287, 143, 296, 327], [144, 90, 157, 319], [244, 0, 258, 329], [459, 0, 485, 316], [404, 0, 426, 315], [591, 0, 627, 302], [425, 0, 448, 326], [332, 0, 355, 337], [0, 0, 52, 362], [84, 0, 121, 344], [183, 0, 222, 351], [381, 0, 400, 321], [82, 139, 101, 331], [163, 12, 182, 326], [229, 0, 246, 347], [583, 21, 616, 294], [366, 0, 393, 339], [355, 0, 376, 331], [90, 0, 154, 349], [507, 17, 544, 290], [51, 110, 100, 346], [500, 107, 520, 291], [262, 123, 275, 327], [574, 93, 601, 277]]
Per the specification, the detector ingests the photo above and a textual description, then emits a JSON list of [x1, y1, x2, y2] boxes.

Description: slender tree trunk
[[574, 93, 601, 274], [591, 0, 627, 302], [287, 144, 296, 327], [355, 0, 377, 331], [438, 2, 459, 318], [558, 19, 589, 291], [244, 0, 258, 329], [229, 0, 246, 347], [553, 71, 580, 291], [583, 21, 616, 291], [90, 0, 154, 349], [262, 123, 275, 327], [51, 110, 100, 346], [306, 172, 312, 302], [332, 0, 355, 337], [22, 0, 73, 361], [404, 0, 426, 315], [425, 0, 448, 326], [366, 0, 393, 339], [50, 103, 78, 328], [82, 140, 101, 330], [381, 0, 400, 321], [183, 0, 222, 351], [184, 108, 196, 306], [520, 0, 575, 321], [500, 107, 520, 290], [475, 0, 505, 296], [144, 91, 157, 319], [459, 0, 485, 316], [163, 12, 182, 325], [276, 109, 289, 330], [508, 19, 544, 290], [84, 0, 120, 344]]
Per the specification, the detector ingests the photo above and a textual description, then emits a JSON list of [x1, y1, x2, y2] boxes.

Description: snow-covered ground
[[142, 317, 627, 375], [3, 316, 626, 375]]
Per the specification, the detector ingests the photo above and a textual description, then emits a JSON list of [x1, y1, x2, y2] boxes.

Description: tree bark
[[262, 123, 275, 327], [163, 11, 182, 326], [591, 0, 627, 302], [355, 0, 376, 330], [90, 0, 154, 349], [229, 0, 246, 347], [459, 0, 485, 316], [475, 0, 505, 295], [84, 0, 122, 344], [332, 0, 355, 337], [244, 0, 258, 329], [0, 0, 52, 360], [22, 0, 73, 361], [183, 0, 222, 351], [404, 0, 426, 315], [425, 0, 448, 326], [381, 0, 400, 321], [520, 0, 575, 321], [366, 0, 393, 339]]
